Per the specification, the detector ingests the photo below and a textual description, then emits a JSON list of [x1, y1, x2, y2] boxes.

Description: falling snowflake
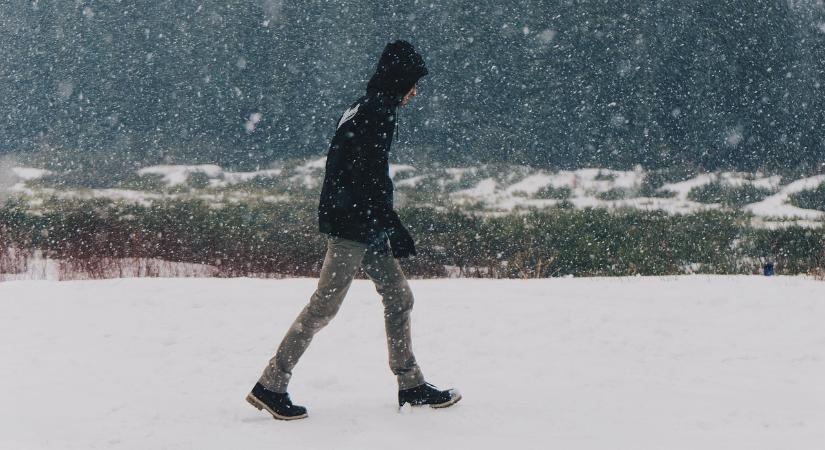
[[245, 113, 263, 133]]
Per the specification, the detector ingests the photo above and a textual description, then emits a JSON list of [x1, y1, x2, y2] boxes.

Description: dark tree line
[[1, 0, 824, 175]]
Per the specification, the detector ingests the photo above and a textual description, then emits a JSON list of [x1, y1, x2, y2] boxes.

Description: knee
[[307, 299, 341, 325], [383, 284, 414, 316]]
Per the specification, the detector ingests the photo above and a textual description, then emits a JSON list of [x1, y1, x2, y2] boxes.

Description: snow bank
[[6, 159, 825, 227], [11, 167, 51, 181], [215, 169, 283, 187], [1, 276, 822, 450], [289, 157, 327, 188], [395, 175, 425, 188], [389, 164, 416, 178], [660, 174, 719, 200], [138, 164, 224, 186], [1, 165, 50, 196], [659, 172, 781, 201], [138, 165, 284, 188], [453, 177, 497, 199], [746, 175, 825, 221], [569, 167, 643, 193], [452, 167, 649, 211], [295, 156, 327, 172], [504, 173, 556, 196], [445, 167, 820, 226]]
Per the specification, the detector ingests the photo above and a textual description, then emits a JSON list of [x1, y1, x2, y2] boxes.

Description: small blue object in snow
[[763, 262, 775, 276]]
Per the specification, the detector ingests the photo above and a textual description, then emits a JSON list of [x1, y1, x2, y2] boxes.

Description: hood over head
[[366, 40, 428, 105]]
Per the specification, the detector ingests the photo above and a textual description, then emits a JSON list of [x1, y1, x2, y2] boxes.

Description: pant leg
[[258, 236, 367, 393], [362, 245, 426, 390]]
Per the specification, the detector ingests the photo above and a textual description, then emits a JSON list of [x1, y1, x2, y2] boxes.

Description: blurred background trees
[[1, 0, 824, 175]]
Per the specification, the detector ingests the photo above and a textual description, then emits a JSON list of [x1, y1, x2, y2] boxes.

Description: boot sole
[[431, 391, 462, 409], [401, 390, 463, 409], [246, 393, 308, 421]]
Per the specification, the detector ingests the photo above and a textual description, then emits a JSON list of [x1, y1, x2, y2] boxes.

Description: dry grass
[[0, 247, 31, 275], [807, 267, 825, 281]]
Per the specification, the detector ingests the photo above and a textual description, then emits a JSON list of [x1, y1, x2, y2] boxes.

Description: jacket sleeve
[[364, 152, 403, 231]]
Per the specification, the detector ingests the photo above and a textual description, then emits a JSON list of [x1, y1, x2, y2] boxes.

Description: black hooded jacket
[[318, 40, 428, 245]]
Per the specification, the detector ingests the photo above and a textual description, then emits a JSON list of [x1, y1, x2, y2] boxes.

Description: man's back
[[318, 39, 427, 246], [318, 91, 397, 246]]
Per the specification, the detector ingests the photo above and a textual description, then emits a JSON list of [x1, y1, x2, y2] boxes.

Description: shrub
[[745, 227, 825, 275], [117, 173, 167, 191], [533, 185, 571, 200], [594, 171, 616, 182], [596, 188, 630, 201], [188, 172, 212, 189], [230, 175, 285, 192], [688, 182, 772, 207], [1, 197, 822, 279], [638, 167, 698, 197]]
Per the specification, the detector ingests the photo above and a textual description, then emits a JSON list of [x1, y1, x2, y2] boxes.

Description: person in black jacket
[[247, 40, 461, 421]]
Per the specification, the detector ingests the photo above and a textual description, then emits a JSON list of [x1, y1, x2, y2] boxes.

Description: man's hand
[[387, 224, 417, 259]]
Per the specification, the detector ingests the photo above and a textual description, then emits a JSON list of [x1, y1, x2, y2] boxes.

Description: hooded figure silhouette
[[367, 40, 429, 105], [251, 41, 461, 419], [318, 40, 428, 254]]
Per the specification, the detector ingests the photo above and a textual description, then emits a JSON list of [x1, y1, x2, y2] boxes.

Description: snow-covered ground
[[444, 167, 822, 227], [137, 164, 285, 189], [4, 160, 825, 227], [745, 175, 825, 222], [137, 164, 225, 187], [1, 276, 823, 450]]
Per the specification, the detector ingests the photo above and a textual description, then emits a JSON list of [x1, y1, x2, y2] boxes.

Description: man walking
[[247, 40, 461, 420]]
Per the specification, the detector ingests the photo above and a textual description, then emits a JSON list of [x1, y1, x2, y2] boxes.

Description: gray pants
[[258, 236, 425, 393]]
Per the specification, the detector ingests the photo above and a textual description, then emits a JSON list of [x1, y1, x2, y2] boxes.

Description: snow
[[453, 177, 497, 198], [750, 218, 825, 230], [5, 161, 825, 227], [745, 175, 825, 221], [87, 189, 166, 206], [453, 168, 650, 212], [444, 167, 477, 183], [724, 173, 781, 190], [571, 167, 643, 192], [659, 174, 719, 201], [138, 165, 224, 186], [244, 112, 262, 133], [571, 196, 716, 215], [295, 156, 327, 172], [658, 172, 782, 201], [395, 175, 425, 188], [290, 157, 327, 188], [536, 29, 557, 44], [504, 173, 556, 196], [5, 183, 167, 206], [10, 167, 51, 181], [135, 165, 284, 189], [214, 169, 283, 187], [389, 164, 416, 178], [4, 185, 289, 209], [1, 276, 823, 450]]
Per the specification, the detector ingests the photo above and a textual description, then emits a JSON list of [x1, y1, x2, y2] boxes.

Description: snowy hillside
[[1, 276, 823, 449], [4, 158, 825, 229]]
